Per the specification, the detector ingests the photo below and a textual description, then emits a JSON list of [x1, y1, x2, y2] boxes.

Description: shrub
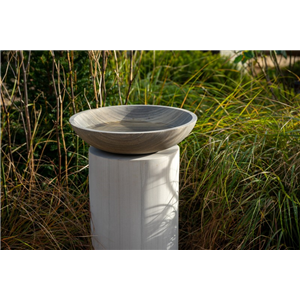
[[139, 50, 242, 85]]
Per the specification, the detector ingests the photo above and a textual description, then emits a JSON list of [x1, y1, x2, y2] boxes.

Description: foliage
[[179, 77, 300, 249], [140, 50, 242, 85], [234, 50, 287, 64], [1, 50, 300, 249]]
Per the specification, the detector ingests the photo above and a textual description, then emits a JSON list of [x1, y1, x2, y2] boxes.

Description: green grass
[[1, 50, 300, 249], [136, 56, 300, 249], [175, 70, 300, 249]]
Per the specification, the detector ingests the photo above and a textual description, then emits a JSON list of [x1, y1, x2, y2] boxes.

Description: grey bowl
[[69, 105, 197, 154]]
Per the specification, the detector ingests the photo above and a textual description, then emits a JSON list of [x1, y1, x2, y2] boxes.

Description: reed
[[1, 50, 300, 249], [180, 66, 300, 249], [1, 164, 92, 250]]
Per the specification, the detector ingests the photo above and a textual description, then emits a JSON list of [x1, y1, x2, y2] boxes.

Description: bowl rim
[[69, 104, 197, 135]]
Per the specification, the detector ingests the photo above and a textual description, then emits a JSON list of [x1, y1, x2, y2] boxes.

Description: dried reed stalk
[[125, 51, 134, 105], [67, 51, 76, 114], [125, 50, 143, 105], [51, 51, 62, 185], [58, 60, 69, 190], [101, 50, 107, 106], [88, 51, 101, 108], [113, 50, 123, 105], [19, 51, 35, 179], [50, 52, 70, 189], [0, 79, 14, 168]]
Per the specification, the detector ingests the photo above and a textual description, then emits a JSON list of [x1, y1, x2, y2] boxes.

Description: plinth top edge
[[89, 145, 179, 161]]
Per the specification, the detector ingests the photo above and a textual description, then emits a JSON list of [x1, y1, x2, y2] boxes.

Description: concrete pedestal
[[89, 145, 179, 250]]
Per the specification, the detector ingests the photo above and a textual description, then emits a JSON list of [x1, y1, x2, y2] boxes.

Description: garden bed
[[1, 50, 300, 249]]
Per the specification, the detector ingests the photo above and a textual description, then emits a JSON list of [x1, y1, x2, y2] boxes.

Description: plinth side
[[89, 145, 179, 250]]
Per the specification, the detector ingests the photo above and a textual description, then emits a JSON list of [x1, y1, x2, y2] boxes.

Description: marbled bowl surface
[[69, 105, 197, 154]]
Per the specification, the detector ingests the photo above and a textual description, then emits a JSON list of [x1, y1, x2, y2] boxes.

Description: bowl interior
[[71, 105, 195, 133]]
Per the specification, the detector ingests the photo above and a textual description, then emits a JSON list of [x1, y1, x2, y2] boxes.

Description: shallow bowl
[[69, 105, 197, 154]]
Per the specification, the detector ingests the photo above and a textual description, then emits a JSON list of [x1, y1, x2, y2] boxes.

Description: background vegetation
[[1, 50, 300, 249]]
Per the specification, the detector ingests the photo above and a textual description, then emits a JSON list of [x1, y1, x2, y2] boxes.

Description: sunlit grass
[[176, 74, 300, 249], [1, 51, 300, 249]]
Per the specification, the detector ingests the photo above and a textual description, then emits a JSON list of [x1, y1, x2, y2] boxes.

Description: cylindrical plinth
[[89, 145, 179, 250]]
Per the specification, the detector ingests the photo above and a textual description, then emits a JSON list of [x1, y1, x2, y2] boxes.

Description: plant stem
[[101, 50, 107, 106], [125, 51, 134, 105], [0, 112, 8, 213], [0, 84, 15, 168], [124, 51, 143, 105], [67, 51, 76, 114], [51, 51, 62, 185], [20, 50, 34, 178], [1, 160, 8, 201], [113, 50, 122, 105], [88, 51, 99, 108], [58, 60, 68, 190]]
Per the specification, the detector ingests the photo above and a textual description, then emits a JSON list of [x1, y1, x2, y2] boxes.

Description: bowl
[[69, 105, 197, 154]]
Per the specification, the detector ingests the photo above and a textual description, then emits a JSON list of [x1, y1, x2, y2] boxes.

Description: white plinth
[[89, 145, 179, 250]]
